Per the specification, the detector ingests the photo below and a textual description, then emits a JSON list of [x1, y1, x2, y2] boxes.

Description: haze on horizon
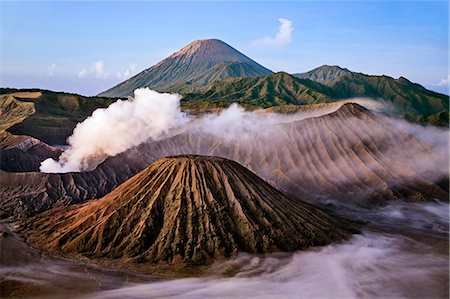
[[0, 1, 448, 96]]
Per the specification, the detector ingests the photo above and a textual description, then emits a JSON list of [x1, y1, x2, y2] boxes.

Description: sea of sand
[[1, 201, 448, 299]]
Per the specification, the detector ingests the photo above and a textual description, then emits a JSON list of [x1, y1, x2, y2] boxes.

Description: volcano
[[2, 103, 448, 220], [97, 39, 272, 97], [23, 155, 353, 265]]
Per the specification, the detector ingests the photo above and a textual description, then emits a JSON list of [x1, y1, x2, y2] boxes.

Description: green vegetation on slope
[[293, 65, 449, 120], [183, 72, 337, 108], [181, 68, 448, 126]]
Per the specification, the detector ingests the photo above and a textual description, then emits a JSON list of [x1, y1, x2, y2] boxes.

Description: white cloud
[[117, 64, 138, 80], [433, 75, 450, 87], [93, 60, 109, 79], [78, 60, 109, 79], [252, 18, 294, 48], [78, 68, 88, 78], [47, 64, 57, 76]]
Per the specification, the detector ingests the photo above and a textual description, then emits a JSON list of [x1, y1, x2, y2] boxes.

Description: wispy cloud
[[78, 68, 88, 78], [117, 64, 137, 80], [432, 75, 450, 87], [47, 64, 56, 76], [252, 18, 294, 48], [78, 60, 109, 79], [93, 61, 109, 79]]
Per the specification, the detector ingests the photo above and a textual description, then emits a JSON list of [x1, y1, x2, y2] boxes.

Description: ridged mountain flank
[[293, 65, 352, 83], [98, 39, 272, 97], [23, 155, 353, 265], [293, 65, 448, 118], [3, 103, 447, 220], [184, 72, 336, 107]]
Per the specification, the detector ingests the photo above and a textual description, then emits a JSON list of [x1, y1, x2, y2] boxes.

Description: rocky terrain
[[1, 103, 447, 220], [0, 89, 116, 145], [0, 131, 61, 172], [22, 155, 355, 266]]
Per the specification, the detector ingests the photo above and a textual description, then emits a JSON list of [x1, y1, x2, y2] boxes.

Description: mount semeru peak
[[98, 39, 272, 97]]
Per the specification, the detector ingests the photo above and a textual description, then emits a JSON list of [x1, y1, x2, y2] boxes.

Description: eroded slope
[[23, 156, 353, 265]]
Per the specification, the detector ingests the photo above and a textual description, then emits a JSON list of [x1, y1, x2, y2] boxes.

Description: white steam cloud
[[40, 91, 448, 185], [40, 90, 342, 173], [40, 88, 188, 173]]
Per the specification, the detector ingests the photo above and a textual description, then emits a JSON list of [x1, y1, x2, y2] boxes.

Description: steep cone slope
[[98, 39, 272, 97], [2, 103, 447, 220], [23, 155, 353, 265]]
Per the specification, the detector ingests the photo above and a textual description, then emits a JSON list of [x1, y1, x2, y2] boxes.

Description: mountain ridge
[[2, 103, 447, 220], [293, 65, 449, 117], [183, 67, 448, 121], [98, 39, 272, 97]]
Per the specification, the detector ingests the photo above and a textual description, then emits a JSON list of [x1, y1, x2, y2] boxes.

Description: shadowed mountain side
[[0, 158, 141, 219], [1, 103, 447, 220], [0, 131, 61, 172], [22, 156, 355, 265], [181, 70, 448, 126], [0, 92, 38, 132], [0, 89, 117, 145]]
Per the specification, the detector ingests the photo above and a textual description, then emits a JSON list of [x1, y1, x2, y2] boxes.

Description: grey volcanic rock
[[0, 158, 141, 219], [22, 155, 354, 265], [98, 39, 272, 97], [0, 132, 61, 172]]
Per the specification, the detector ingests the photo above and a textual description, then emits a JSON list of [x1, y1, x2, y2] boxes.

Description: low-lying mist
[[84, 202, 448, 299], [89, 233, 448, 298]]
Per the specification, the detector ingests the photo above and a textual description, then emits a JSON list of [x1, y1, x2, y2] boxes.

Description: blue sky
[[0, 1, 448, 96]]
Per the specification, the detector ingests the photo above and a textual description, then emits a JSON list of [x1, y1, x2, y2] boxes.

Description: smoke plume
[[40, 89, 343, 173], [40, 90, 448, 185], [40, 88, 188, 173]]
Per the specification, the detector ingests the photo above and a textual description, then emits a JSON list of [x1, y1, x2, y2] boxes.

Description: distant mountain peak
[[166, 38, 256, 65], [315, 65, 351, 72], [98, 39, 272, 97], [293, 65, 352, 84]]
